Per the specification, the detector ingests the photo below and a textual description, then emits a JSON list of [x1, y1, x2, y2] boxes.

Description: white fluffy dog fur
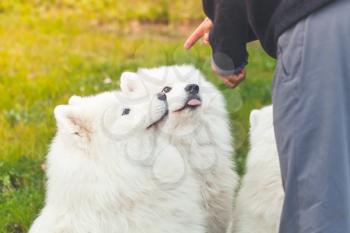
[[120, 65, 238, 233], [234, 105, 284, 233], [29, 91, 206, 233]]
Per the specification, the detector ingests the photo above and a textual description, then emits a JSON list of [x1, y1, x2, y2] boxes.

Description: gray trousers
[[273, 0, 350, 232]]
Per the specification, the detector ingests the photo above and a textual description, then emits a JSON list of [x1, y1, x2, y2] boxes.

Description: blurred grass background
[[0, 1, 275, 232]]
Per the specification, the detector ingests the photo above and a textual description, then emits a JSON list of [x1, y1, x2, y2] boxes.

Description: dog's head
[[120, 65, 227, 137], [53, 91, 168, 154]]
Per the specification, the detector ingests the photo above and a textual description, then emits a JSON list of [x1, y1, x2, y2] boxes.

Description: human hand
[[214, 67, 247, 89], [184, 17, 246, 89], [184, 18, 213, 49]]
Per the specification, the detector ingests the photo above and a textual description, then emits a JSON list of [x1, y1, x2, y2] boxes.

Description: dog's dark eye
[[162, 86, 172, 93], [122, 108, 130, 116]]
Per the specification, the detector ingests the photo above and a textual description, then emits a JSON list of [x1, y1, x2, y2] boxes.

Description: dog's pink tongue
[[187, 99, 202, 106]]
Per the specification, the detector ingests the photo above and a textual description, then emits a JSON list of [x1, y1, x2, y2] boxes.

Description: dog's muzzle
[[164, 84, 202, 113]]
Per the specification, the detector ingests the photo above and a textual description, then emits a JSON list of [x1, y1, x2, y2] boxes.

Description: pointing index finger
[[184, 18, 212, 49]]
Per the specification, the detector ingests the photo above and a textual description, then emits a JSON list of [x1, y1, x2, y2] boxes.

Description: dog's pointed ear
[[249, 109, 260, 128], [120, 72, 147, 97], [68, 95, 83, 105], [54, 105, 91, 139]]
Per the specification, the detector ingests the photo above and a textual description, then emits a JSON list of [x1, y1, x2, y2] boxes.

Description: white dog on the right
[[234, 105, 284, 233]]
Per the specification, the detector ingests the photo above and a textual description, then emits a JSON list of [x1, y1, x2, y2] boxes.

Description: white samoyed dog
[[234, 105, 284, 233], [119, 65, 238, 233], [29, 91, 206, 233]]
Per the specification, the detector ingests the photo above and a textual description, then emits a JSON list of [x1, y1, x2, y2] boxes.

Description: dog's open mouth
[[174, 96, 202, 112], [146, 110, 169, 129]]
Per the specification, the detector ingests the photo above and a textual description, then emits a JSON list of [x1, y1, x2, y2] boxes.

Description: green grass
[[0, 2, 275, 232]]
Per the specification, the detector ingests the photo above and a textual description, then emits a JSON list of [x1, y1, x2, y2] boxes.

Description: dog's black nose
[[185, 84, 199, 95], [157, 92, 167, 101]]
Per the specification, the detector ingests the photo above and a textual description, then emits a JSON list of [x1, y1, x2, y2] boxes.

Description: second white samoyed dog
[[234, 105, 284, 233], [29, 91, 206, 233], [120, 65, 238, 233]]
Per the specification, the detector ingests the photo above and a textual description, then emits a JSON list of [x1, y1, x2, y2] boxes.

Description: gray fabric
[[272, 0, 350, 232]]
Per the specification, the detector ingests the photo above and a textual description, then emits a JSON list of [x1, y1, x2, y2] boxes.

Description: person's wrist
[[211, 55, 246, 77]]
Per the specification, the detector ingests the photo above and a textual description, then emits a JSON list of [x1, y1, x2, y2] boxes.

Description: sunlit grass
[[0, 2, 275, 232]]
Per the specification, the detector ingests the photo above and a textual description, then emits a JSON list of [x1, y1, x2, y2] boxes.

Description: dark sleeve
[[203, 0, 257, 75]]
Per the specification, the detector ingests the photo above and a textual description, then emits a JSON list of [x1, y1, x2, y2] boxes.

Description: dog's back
[[234, 106, 284, 233]]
